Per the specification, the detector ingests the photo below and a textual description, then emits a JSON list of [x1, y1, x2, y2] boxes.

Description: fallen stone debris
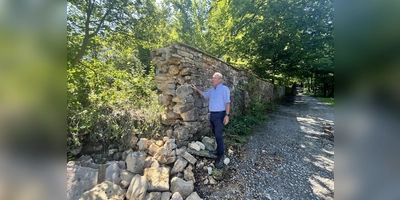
[[67, 136, 227, 200]]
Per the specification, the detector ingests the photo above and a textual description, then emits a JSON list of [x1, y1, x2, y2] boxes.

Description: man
[[191, 72, 230, 169]]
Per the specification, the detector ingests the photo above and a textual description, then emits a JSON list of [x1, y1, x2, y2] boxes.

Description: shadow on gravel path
[[198, 94, 334, 200]]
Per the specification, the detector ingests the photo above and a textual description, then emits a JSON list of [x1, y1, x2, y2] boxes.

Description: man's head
[[212, 72, 223, 88]]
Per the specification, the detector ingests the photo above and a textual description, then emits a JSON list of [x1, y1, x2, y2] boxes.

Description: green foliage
[[315, 97, 334, 108], [211, 168, 223, 176], [225, 74, 270, 147], [224, 91, 269, 148], [67, 62, 164, 154], [67, 0, 170, 157], [225, 115, 268, 136], [266, 101, 278, 112]]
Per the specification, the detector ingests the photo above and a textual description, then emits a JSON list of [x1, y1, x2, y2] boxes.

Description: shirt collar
[[213, 83, 223, 89]]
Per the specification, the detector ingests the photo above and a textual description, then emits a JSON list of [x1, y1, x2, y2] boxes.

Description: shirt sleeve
[[223, 86, 231, 103], [203, 88, 211, 98]]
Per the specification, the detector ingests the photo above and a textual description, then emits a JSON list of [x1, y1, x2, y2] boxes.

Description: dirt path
[[195, 94, 334, 199]]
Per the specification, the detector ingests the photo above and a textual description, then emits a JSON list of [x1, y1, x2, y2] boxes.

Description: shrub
[[67, 60, 164, 159]]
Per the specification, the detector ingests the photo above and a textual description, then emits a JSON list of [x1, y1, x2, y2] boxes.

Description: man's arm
[[224, 102, 230, 125], [191, 84, 204, 97]]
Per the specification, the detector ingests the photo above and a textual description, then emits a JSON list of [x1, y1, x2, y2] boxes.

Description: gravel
[[194, 94, 334, 199]]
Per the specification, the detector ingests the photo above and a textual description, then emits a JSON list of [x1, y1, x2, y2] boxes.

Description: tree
[[226, 0, 333, 92]]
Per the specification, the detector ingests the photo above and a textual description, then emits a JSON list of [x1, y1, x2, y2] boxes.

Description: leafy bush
[[224, 115, 267, 136], [224, 80, 271, 148], [67, 59, 164, 159]]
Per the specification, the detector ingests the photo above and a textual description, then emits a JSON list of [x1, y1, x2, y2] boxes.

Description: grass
[[211, 168, 223, 176], [315, 97, 334, 107], [302, 89, 334, 108]]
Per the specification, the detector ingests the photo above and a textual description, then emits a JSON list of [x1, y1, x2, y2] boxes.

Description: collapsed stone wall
[[67, 136, 219, 200], [151, 43, 287, 145]]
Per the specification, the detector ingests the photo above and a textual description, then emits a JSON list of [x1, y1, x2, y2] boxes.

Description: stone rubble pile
[[67, 136, 228, 200]]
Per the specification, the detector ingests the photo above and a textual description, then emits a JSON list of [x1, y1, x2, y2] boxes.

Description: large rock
[[137, 138, 149, 151], [182, 122, 201, 134], [144, 156, 157, 168], [166, 156, 177, 164], [77, 155, 93, 163], [173, 103, 195, 114], [186, 192, 203, 200], [180, 151, 197, 165], [154, 147, 170, 164], [105, 162, 121, 184], [126, 175, 148, 200], [122, 149, 133, 160], [177, 50, 194, 59], [195, 141, 205, 150], [129, 136, 139, 149], [156, 82, 176, 91], [175, 148, 186, 156], [146, 192, 162, 200], [174, 127, 189, 141], [180, 67, 196, 76], [186, 149, 217, 159], [67, 162, 98, 200], [188, 142, 201, 151], [158, 94, 172, 106], [180, 108, 198, 122], [155, 139, 164, 146], [170, 177, 194, 199], [161, 192, 172, 200], [144, 167, 170, 191], [171, 156, 188, 174], [164, 139, 177, 150], [78, 181, 124, 200], [208, 176, 217, 185], [183, 165, 195, 183], [125, 151, 146, 174], [98, 164, 108, 184], [166, 110, 181, 120], [148, 143, 160, 156], [202, 137, 216, 151], [171, 192, 183, 200], [168, 65, 180, 75], [172, 95, 194, 104], [176, 84, 193, 99], [119, 170, 134, 189]]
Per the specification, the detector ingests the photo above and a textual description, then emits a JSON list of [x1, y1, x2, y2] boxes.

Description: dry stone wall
[[151, 43, 287, 145]]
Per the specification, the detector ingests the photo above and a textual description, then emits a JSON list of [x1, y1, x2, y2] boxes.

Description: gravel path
[[195, 94, 334, 199]]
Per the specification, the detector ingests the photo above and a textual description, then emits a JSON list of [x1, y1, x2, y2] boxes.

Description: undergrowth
[[224, 95, 282, 149]]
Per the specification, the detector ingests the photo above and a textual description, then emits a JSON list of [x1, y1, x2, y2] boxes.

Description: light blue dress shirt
[[203, 83, 230, 112]]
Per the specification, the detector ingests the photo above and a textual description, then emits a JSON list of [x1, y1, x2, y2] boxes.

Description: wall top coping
[[171, 42, 244, 71], [155, 42, 277, 85]]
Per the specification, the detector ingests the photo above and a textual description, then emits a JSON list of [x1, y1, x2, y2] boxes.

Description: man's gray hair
[[213, 72, 223, 80]]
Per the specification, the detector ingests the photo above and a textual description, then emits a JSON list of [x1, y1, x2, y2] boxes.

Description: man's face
[[212, 74, 221, 87]]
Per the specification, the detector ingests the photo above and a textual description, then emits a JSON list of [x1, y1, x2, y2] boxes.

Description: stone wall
[[151, 43, 288, 145]]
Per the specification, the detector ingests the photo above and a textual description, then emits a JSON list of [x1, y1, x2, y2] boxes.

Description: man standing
[[191, 72, 230, 169]]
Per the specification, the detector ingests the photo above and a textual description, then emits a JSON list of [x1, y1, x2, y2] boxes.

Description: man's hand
[[191, 84, 205, 97], [223, 115, 229, 125]]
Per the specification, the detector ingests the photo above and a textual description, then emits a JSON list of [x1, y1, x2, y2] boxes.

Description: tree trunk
[[70, 0, 112, 67], [71, 34, 91, 67], [313, 75, 317, 97]]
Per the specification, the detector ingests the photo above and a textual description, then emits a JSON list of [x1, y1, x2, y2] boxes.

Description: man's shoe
[[209, 150, 218, 158], [215, 155, 225, 169]]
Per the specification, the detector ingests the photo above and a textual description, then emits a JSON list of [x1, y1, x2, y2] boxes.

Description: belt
[[210, 111, 225, 113]]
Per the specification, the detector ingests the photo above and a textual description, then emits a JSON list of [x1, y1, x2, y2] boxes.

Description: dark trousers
[[210, 111, 225, 157]]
